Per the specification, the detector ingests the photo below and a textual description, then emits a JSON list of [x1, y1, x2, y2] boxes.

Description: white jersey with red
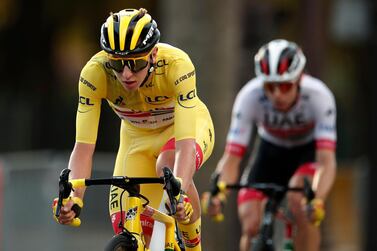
[[225, 74, 336, 157]]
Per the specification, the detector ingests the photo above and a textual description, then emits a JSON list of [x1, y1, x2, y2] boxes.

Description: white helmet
[[254, 39, 306, 83]]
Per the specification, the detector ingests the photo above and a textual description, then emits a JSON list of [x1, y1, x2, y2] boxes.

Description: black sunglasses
[[108, 56, 150, 73]]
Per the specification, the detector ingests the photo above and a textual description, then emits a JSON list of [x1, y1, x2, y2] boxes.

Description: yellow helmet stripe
[[119, 12, 136, 51], [130, 14, 152, 50], [106, 16, 115, 50]]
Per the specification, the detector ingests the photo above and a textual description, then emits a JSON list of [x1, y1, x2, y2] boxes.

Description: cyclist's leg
[[109, 122, 166, 245], [240, 139, 298, 251], [156, 108, 215, 251], [237, 189, 265, 251], [288, 163, 320, 251]]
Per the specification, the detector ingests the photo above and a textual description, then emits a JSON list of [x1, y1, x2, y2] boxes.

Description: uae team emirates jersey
[[226, 74, 337, 157], [75, 43, 207, 144]]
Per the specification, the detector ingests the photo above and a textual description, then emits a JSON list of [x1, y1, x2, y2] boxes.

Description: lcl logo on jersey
[[145, 95, 170, 104], [156, 59, 168, 68], [177, 89, 196, 108], [79, 96, 94, 106]]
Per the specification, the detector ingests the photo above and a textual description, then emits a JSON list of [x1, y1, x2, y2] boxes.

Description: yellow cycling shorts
[[108, 109, 214, 234]]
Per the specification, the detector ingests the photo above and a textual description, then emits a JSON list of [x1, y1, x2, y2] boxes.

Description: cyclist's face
[[263, 81, 299, 111], [111, 47, 157, 91]]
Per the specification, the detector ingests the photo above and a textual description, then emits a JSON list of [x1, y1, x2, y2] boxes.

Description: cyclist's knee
[[287, 192, 309, 225], [239, 204, 261, 237], [241, 218, 260, 237]]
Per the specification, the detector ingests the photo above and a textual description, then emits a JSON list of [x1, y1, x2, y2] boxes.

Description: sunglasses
[[263, 82, 295, 94], [108, 54, 150, 73]]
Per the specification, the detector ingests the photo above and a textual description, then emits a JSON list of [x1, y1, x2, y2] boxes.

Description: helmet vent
[[111, 13, 119, 23]]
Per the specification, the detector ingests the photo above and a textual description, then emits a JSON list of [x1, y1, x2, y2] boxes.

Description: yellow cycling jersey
[[75, 43, 207, 144]]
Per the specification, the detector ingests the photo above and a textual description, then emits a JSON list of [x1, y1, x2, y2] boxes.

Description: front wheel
[[104, 232, 139, 251]]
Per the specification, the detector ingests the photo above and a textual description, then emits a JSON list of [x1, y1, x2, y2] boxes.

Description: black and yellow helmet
[[100, 8, 160, 57]]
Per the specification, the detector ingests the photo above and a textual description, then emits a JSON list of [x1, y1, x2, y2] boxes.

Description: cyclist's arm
[[312, 83, 337, 201], [68, 142, 96, 199], [70, 61, 107, 197], [216, 152, 242, 185], [313, 148, 337, 201], [169, 56, 198, 192], [174, 138, 196, 192], [215, 82, 256, 185]]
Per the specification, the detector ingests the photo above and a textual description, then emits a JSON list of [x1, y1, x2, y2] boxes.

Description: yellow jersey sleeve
[[169, 57, 198, 141], [75, 61, 107, 144]]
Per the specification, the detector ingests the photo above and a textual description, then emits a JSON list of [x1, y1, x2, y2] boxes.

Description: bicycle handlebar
[[54, 167, 182, 225], [204, 173, 315, 221], [209, 173, 314, 199]]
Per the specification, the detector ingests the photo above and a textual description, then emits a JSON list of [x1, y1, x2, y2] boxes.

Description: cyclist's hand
[[52, 197, 83, 227], [166, 191, 193, 224], [201, 191, 226, 221], [302, 198, 325, 227]]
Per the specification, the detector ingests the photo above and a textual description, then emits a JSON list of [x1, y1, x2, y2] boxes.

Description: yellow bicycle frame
[[70, 179, 182, 251]]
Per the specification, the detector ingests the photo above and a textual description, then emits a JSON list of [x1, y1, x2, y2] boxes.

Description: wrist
[[312, 198, 324, 207]]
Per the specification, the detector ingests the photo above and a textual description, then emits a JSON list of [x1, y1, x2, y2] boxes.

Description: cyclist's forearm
[[68, 142, 95, 198], [174, 139, 196, 192], [313, 150, 337, 201], [216, 153, 242, 184]]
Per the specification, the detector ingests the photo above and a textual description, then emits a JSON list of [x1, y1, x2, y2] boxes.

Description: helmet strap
[[140, 58, 155, 87]]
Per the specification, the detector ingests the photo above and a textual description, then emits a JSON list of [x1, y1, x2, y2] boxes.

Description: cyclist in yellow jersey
[[55, 8, 214, 250]]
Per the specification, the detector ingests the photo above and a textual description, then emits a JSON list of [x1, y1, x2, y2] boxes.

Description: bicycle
[[202, 173, 315, 251], [53, 167, 187, 251]]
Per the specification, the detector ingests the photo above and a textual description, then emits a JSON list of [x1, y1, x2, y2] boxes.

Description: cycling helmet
[[100, 8, 160, 57], [254, 39, 306, 83]]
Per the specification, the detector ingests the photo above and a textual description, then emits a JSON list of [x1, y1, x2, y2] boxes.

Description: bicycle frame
[[55, 168, 184, 251], [206, 174, 314, 251]]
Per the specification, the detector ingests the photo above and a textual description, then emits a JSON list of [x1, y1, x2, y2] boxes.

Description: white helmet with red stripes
[[254, 39, 306, 83]]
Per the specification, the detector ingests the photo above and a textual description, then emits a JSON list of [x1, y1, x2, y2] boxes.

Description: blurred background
[[0, 0, 376, 250]]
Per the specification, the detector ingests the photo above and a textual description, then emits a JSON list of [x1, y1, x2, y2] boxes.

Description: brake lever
[[55, 168, 73, 217], [303, 177, 315, 201], [209, 172, 221, 196], [162, 167, 181, 215]]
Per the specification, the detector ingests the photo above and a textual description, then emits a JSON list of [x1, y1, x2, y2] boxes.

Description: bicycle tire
[[252, 219, 275, 251], [252, 237, 274, 251], [104, 232, 139, 251]]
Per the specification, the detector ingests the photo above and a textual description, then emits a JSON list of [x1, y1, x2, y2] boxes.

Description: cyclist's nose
[[121, 66, 134, 78]]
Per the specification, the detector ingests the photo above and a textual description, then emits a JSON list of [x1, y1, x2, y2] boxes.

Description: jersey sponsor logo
[[112, 105, 175, 128], [79, 96, 94, 106], [79, 77, 97, 91], [177, 89, 196, 108], [156, 59, 168, 68], [114, 96, 125, 106], [263, 112, 305, 127], [263, 122, 315, 139], [145, 95, 170, 104], [144, 81, 154, 88], [174, 70, 195, 85], [318, 123, 335, 132]]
